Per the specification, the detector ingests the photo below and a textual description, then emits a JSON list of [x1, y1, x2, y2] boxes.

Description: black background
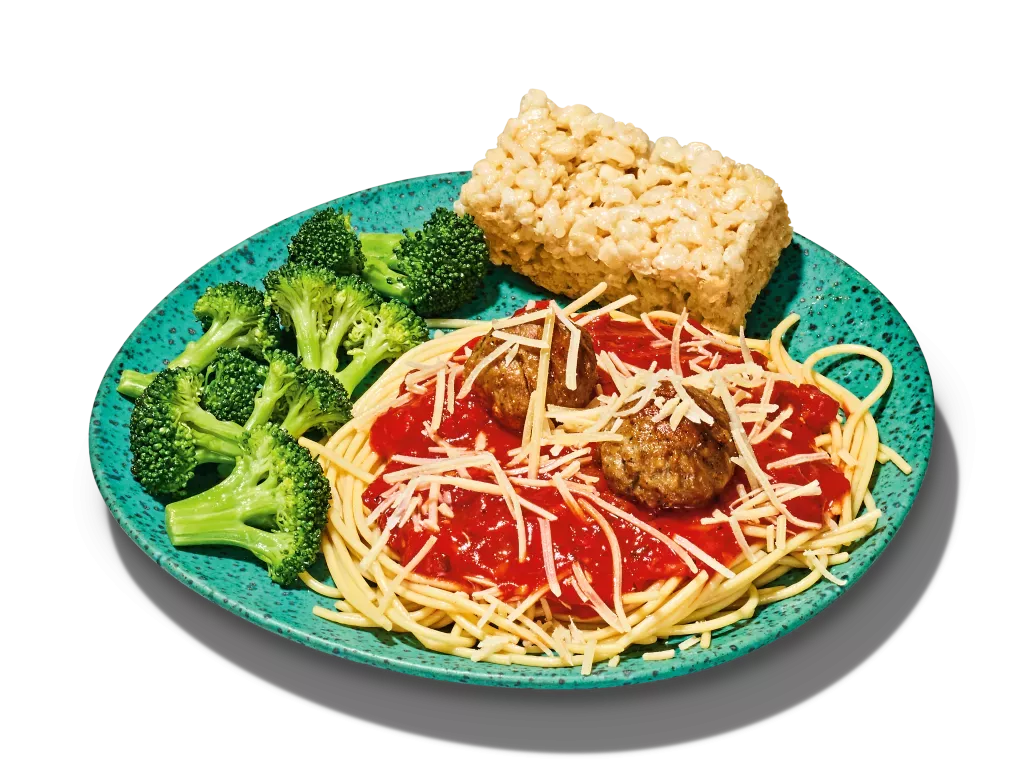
[[86, 91, 991, 761]]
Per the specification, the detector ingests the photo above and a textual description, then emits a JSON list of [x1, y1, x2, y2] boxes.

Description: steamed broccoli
[[201, 349, 269, 425], [263, 264, 382, 373], [278, 362, 353, 439], [287, 207, 364, 276], [359, 207, 489, 316], [118, 282, 280, 399], [338, 300, 428, 394], [164, 424, 330, 585], [130, 368, 246, 497], [320, 276, 382, 373], [203, 349, 353, 437], [247, 351, 353, 439]]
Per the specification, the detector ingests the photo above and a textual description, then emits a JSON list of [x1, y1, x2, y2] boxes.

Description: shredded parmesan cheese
[[642, 649, 675, 661], [560, 282, 608, 316], [430, 366, 446, 432], [457, 338, 516, 400], [492, 330, 548, 349], [575, 295, 638, 326], [379, 535, 438, 613], [578, 499, 629, 629], [571, 562, 628, 632], [537, 518, 561, 597], [670, 314, 685, 376], [766, 452, 831, 470]]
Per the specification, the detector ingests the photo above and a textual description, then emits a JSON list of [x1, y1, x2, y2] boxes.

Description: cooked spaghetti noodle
[[300, 287, 903, 673]]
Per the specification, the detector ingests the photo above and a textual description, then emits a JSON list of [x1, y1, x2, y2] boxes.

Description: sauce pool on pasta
[[362, 314, 850, 619], [303, 286, 902, 673]]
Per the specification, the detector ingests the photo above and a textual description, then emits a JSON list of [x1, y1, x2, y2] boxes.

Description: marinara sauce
[[363, 312, 849, 613]]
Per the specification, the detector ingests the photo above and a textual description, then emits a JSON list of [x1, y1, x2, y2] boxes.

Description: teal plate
[[89, 172, 934, 689]]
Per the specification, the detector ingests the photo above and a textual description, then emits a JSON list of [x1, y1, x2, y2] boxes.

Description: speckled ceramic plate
[[89, 172, 934, 689]]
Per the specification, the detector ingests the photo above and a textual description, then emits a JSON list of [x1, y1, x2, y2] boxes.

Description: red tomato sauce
[[364, 311, 849, 614]]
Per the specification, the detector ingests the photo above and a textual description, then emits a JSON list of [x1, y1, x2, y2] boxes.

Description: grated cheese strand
[[712, 373, 809, 540], [446, 363, 461, 415], [378, 535, 438, 613], [430, 366, 446, 432], [766, 451, 831, 470], [537, 517, 561, 597], [579, 499, 629, 629], [750, 406, 792, 445], [642, 649, 675, 661], [670, 313, 686, 376], [503, 342, 519, 366], [560, 282, 608, 316], [575, 295, 638, 326], [528, 308, 556, 479], [571, 562, 628, 633], [739, 326, 754, 365], [573, 489, 699, 574], [457, 338, 516, 400], [492, 330, 548, 349]]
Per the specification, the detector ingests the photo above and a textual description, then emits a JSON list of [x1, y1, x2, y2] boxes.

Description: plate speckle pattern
[[89, 172, 934, 689]]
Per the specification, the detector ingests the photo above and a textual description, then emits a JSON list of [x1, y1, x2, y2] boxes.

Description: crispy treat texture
[[457, 90, 792, 332]]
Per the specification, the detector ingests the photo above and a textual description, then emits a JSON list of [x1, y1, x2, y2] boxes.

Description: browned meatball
[[464, 317, 598, 433], [599, 386, 736, 510]]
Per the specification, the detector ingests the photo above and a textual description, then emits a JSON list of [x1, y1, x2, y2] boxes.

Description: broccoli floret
[[321, 276, 382, 373], [129, 368, 245, 497], [263, 264, 382, 373], [201, 349, 268, 425], [338, 300, 428, 394], [118, 282, 280, 399], [278, 363, 353, 439], [164, 424, 330, 585], [287, 207, 364, 276], [263, 264, 338, 370], [359, 207, 489, 316], [247, 351, 353, 439]]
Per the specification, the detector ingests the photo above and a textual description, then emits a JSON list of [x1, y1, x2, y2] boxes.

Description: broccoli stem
[[117, 320, 259, 399], [195, 449, 240, 468], [165, 491, 284, 552], [171, 318, 232, 370], [181, 406, 245, 459], [117, 370, 156, 398], [360, 234, 411, 302], [279, 397, 321, 439], [359, 233, 404, 262], [165, 474, 287, 567], [244, 370, 290, 432], [362, 258, 410, 302], [321, 308, 362, 374], [338, 336, 391, 394], [288, 306, 323, 370]]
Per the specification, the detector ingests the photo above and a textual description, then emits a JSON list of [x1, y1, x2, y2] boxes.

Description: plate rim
[[89, 171, 935, 689]]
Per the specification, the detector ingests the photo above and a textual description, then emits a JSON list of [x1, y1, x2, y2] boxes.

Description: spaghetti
[[301, 286, 904, 674]]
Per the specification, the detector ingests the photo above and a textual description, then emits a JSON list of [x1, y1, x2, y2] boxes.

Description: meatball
[[464, 317, 598, 433], [599, 386, 736, 510]]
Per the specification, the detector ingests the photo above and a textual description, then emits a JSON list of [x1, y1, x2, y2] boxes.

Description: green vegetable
[[129, 368, 245, 497], [248, 351, 353, 440], [287, 207, 364, 276], [338, 300, 427, 394], [263, 264, 382, 373], [131, 354, 351, 497], [164, 424, 330, 585], [117, 282, 280, 399], [359, 207, 489, 316], [201, 349, 268, 425]]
